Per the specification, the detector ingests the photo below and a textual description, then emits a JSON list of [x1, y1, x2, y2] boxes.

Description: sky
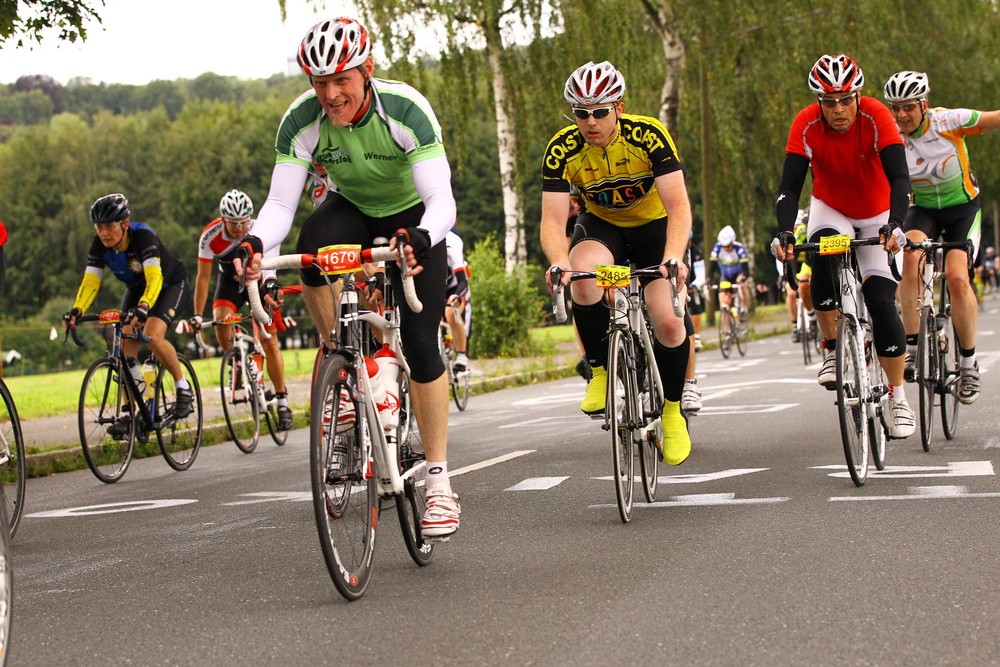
[[0, 0, 362, 86]]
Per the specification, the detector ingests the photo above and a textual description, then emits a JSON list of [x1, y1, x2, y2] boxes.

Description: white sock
[[889, 384, 906, 402], [175, 378, 190, 391], [960, 355, 977, 369], [425, 462, 451, 493]]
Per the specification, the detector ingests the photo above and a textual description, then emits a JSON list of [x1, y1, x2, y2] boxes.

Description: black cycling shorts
[[570, 212, 669, 286], [904, 198, 981, 259], [122, 280, 188, 327]]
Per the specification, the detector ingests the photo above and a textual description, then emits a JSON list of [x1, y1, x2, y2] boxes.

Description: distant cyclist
[[771, 54, 913, 439], [540, 60, 695, 466], [63, 193, 194, 418], [885, 70, 1000, 405], [190, 190, 293, 430], [444, 229, 471, 373], [709, 225, 751, 317]]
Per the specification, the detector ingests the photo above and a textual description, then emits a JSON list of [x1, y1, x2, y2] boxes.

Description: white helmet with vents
[[563, 61, 626, 105]]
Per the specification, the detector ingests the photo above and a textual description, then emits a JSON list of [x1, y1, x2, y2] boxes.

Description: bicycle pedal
[[424, 535, 451, 544]]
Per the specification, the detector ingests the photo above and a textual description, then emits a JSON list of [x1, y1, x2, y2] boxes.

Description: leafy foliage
[[465, 236, 545, 358]]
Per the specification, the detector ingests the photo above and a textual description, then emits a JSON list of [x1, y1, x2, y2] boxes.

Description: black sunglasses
[[572, 106, 615, 120], [818, 95, 856, 109]]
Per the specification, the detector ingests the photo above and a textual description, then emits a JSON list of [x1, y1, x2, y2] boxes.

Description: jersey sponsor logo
[[589, 177, 654, 210], [316, 146, 352, 166], [129, 258, 143, 273], [363, 151, 398, 162], [544, 133, 581, 170], [626, 124, 666, 153]]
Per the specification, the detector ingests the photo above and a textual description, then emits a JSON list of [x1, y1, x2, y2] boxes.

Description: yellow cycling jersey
[[541, 113, 684, 228]]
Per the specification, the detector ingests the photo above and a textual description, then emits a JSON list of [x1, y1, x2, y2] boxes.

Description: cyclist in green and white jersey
[[885, 71, 1000, 405], [242, 17, 460, 539]]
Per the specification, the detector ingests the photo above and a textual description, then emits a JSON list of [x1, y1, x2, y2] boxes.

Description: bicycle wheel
[[0, 381, 25, 537], [396, 371, 414, 446], [155, 356, 203, 470], [866, 338, 888, 471], [799, 306, 813, 365], [916, 306, 936, 452], [718, 309, 733, 359], [835, 317, 868, 486], [636, 344, 661, 503], [310, 353, 376, 601], [220, 347, 260, 453], [607, 329, 635, 523], [263, 398, 289, 446], [451, 365, 470, 412], [395, 439, 435, 567], [0, 487, 10, 663], [79, 358, 136, 483], [940, 319, 961, 440]]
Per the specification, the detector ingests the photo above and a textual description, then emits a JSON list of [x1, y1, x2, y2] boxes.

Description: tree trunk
[[484, 29, 525, 273], [642, 0, 685, 131]]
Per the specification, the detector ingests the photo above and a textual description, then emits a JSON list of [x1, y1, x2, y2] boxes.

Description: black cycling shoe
[[173, 387, 194, 419], [277, 405, 293, 431], [107, 415, 132, 440]]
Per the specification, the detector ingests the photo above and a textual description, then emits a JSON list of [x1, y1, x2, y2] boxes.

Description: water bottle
[[364, 356, 390, 431], [374, 344, 400, 433], [126, 356, 145, 396], [142, 360, 157, 400]]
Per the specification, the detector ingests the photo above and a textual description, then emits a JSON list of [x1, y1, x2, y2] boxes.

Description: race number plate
[[595, 264, 630, 289], [315, 244, 362, 275], [98, 309, 121, 323], [818, 234, 851, 255]]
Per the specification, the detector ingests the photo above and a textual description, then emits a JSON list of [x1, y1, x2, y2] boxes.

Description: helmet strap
[[348, 76, 373, 126]]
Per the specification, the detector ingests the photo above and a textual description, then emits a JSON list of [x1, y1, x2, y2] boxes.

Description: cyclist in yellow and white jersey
[[540, 60, 694, 466], [885, 71, 1000, 404]]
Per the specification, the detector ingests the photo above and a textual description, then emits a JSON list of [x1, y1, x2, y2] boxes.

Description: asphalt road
[[8, 305, 1000, 665]]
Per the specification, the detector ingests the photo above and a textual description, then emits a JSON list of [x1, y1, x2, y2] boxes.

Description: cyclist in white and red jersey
[[444, 230, 472, 373], [190, 190, 293, 430], [772, 54, 914, 439], [240, 17, 460, 538], [540, 60, 694, 466], [884, 70, 1000, 405]]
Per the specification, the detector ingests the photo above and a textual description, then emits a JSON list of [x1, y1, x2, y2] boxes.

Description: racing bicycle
[[551, 260, 683, 523], [71, 311, 203, 483], [907, 239, 973, 451], [248, 233, 434, 600], [0, 377, 25, 537], [438, 301, 470, 411], [714, 281, 748, 358], [785, 233, 899, 486]]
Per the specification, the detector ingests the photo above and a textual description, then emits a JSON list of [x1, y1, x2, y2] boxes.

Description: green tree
[[0, 0, 101, 46]]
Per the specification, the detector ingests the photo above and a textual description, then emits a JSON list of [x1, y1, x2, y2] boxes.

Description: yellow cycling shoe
[[580, 365, 607, 414], [660, 400, 691, 465]]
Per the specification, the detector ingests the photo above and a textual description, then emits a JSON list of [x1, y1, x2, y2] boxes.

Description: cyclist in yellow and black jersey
[[540, 60, 695, 466]]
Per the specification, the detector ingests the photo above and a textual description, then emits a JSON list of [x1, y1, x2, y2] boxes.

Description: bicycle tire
[[799, 304, 813, 365], [607, 329, 635, 523], [735, 310, 748, 357], [220, 347, 260, 453], [940, 320, 961, 440], [836, 316, 868, 486], [0, 380, 25, 537], [917, 306, 935, 452], [396, 440, 435, 567], [636, 344, 661, 503], [452, 367, 470, 411], [718, 310, 733, 359], [310, 353, 376, 601], [0, 486, 10, 663], [79, 358, 135, 483], [866, 337, 888, 471], [155, 356, 203, 470], [396, 371, 414, 446], [263, 401, 289, 446]]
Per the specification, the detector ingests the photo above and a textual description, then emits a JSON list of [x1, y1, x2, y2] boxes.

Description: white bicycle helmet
[[808, 54, 865, 95], [219, 189, 253, 220], [563, 61, 626, 106], [883, 71, 929, 102], [718, 225, 737, 246], [297, 17, 372, 76]]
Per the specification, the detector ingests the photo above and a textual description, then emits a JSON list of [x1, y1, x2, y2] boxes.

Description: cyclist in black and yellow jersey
[[63, 193, 195, 418], [540, 61, 694, 466]]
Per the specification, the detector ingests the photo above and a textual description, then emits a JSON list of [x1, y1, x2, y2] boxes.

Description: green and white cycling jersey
[[277, 78, 446, 217], [903, 107, 984, 209]]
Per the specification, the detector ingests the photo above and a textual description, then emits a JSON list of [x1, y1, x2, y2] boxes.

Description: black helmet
[[90, 193, 130, 224]]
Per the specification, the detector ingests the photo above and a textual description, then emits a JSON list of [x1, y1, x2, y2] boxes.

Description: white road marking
[[696, 403, 798, 415], [813, 460, 994, 479], [450, 450, 535, 477], [26, 498, 198, 518], [223, 492, 312, 505], [590, 492, 789, 508], [593, 468, 768, 484], [830, 485, 1000, 501], [506, 477, 569, 491], [498, 416, 578, 429]]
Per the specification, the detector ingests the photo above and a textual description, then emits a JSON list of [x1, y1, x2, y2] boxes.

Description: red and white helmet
[[297, 17, 372, 76], [563, 61, 626, 106], [807, 54, 865, 95]]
